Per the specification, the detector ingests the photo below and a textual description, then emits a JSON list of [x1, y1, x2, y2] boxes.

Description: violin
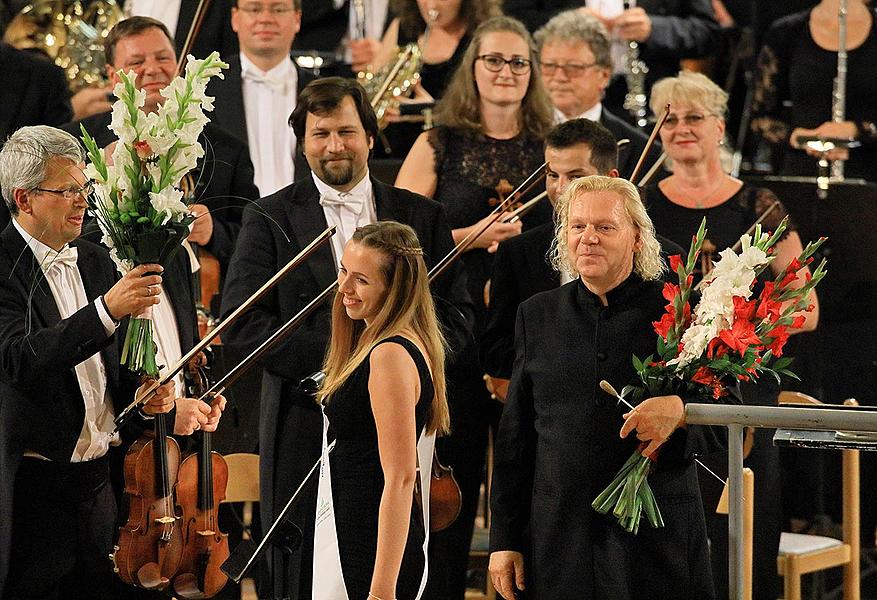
[[112, 388, 184, 590], [173, 351, 230, 598]]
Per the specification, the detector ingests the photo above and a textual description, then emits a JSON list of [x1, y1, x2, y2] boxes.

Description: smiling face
[[15, 157, 88, 251], [566, 190, 641, 293], [540, 40, 610, 118], [658, 102, 725, 166], [302, 95, 374, 191], [231, 0, 301, 64], [474, 30, 532, 109], [107, 27, 177, 114], [337, 240, 390, 325]]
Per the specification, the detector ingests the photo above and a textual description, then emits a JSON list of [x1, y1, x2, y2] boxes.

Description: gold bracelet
[[368, 593, 395, 600]]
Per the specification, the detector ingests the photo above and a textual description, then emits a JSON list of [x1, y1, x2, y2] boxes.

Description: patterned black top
[[751, 8, 877, 181], [428, 126, 552, 330]]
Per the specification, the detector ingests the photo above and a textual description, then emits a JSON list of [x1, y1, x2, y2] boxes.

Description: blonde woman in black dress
[[312, 221, 449, 600]]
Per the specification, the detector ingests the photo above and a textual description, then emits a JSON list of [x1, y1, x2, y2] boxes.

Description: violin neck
[[154, 413, 172, 499], [199, 430, 215, 511]]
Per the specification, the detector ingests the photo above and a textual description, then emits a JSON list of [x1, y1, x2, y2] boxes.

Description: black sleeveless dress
[[324, 336, 433, 599]]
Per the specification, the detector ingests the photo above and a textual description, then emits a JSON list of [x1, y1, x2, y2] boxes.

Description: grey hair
[[534, 9, 612, 70], [0, 126, 85, 216], [549, 175, 665, 281], [649, 70, 729, 118]]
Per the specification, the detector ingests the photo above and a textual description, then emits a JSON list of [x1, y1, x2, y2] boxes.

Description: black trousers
[[4, 455, 116, 600]]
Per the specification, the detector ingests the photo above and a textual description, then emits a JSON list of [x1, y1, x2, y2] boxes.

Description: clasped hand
[[470, 213, 522, 254], [791, 121, 857, 161], [173, 394, 227, 436], [619, 394, 685, 458]]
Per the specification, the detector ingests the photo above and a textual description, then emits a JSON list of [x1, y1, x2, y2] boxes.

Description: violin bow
[[196, 163, 549, 402], [629, 103, 670, 185], [176, 0, 213, 74], [114, 226, 337, 430], [429, 161, 548, 281], [637, 152, 667, 187]]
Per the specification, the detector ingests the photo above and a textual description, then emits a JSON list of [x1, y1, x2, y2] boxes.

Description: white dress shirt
[[554, 102, 603, 125], [150, 286, 184, 398], [338, 0, 389, 62], [313, 171, 377, 266], [241, 53, 299, 196], [13, 219, 119, 462], [125, 0, 182, 38]]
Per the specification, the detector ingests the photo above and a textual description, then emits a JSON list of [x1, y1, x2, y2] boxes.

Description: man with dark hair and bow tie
[[208, 0, 316, 196], [0, 125, 180, 599], [221, 76, 474, 600]]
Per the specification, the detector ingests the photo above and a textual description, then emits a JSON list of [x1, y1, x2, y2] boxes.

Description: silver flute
[[830, 0, 848, 180]]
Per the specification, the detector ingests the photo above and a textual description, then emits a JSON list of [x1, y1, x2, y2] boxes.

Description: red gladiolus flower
[[718, 319, 762, 356], [669, 254, 683, 273], [662, 282, 680, 303], [733, 296, 757, 322], [692, 366, 716, 385], [707, 336, 728, 359], [766, 325, 790, 357], [653, 312, 675, 340], [133, 140, 153, 160], [791, 315, 806, 329], [757, 282, 782, 321]]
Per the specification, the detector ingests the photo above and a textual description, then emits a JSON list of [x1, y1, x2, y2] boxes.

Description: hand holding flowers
[[80, 52, 228, 376], [594, 217, 827, 533]]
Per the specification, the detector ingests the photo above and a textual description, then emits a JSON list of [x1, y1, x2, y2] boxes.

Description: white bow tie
[[320, 193, 365, 215], [243, 69, 287, 93], [40, 245, 78, 273]]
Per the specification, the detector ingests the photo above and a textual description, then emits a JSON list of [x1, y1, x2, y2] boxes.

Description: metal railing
[[684, 403, 877, 600]]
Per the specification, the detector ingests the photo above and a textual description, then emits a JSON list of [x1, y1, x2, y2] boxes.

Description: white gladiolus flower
[[109, 247, 134, 274], [149, 187, 188, 224]]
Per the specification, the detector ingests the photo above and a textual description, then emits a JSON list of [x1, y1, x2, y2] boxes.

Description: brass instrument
[[3, 0, 122, 91], [621, 1, 649, 128], [357, 9, 438, 131]]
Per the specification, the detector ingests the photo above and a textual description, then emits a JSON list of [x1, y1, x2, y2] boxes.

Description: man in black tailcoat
[[488, 175, 725, 599], [220, 77, 473, 599], [207, 0, 315, 195], [62, 16, 259, 281], [0, 125, 179, 599]]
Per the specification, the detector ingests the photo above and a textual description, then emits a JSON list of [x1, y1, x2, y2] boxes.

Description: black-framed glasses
[[476, 54, 532, 75], [540, 61, 600, 78], [31, 181, 94, 200], [662, 113, 712, 129]]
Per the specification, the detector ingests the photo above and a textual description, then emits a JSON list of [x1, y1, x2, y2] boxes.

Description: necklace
[[671, 177, 727, 209]]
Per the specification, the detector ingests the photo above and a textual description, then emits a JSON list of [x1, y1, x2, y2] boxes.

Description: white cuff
[[95, 297, 118, 335]]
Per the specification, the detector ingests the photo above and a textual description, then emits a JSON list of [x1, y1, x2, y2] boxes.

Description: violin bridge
[[197, 529, 216, 536], [155, 516, 176, 525]]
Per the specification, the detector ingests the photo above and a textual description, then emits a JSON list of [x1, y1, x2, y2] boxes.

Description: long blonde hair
[[318, 222, 450, 435], [549, 176, 665, 281]]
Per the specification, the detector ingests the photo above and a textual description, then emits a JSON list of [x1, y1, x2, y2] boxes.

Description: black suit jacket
[[505, 0, 719, 86], [62, 114, 259, 272], [295, 0, 349, 53], [206, 54, 316, 145], [0, 226, 136, 592], [480, 222, 684, 379], [0, 44, 72, 142], [600, 107, 665, 181], [220, 176, 473, 559]]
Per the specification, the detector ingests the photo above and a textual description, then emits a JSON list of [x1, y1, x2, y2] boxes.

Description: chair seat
[[779, 532, 843, 556]]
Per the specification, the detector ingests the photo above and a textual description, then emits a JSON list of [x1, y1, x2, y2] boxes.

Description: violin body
[[173, 447, 230, 598], [429, 454, 461, 532], [113, 417, 184, 590]]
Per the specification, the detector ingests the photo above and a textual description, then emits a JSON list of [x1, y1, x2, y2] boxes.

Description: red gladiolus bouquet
[[593, 217, 826, 533]]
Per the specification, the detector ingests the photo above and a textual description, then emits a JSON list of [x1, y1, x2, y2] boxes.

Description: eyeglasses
[[237, 4, 295, 17], [662, 113, 712, 129], [540, 61, 600, 78], [31, 182, 94, 200], [476, 55, 532, 75]]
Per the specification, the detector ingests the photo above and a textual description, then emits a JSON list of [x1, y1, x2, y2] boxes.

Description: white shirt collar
[[554, 102, 603, 124], [312, 170, 373, 203], [240, 52, 297, 85], [12, 218, 73, 271]]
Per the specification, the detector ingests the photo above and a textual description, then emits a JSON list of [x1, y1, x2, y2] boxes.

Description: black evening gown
[[324, 336, 432, 600]]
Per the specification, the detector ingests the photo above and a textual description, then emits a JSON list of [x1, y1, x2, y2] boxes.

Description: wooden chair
[[221, 452, 261, 600], [716, 467, 756, 600], [776, 392, 860, 600]]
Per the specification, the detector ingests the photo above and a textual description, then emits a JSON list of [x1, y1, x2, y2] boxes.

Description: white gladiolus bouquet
[[80, 52, 227, 376]]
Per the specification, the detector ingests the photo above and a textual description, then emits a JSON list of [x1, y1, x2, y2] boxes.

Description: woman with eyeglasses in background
[[643, 70, 820, 600], [394, 15, 554, 600]]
